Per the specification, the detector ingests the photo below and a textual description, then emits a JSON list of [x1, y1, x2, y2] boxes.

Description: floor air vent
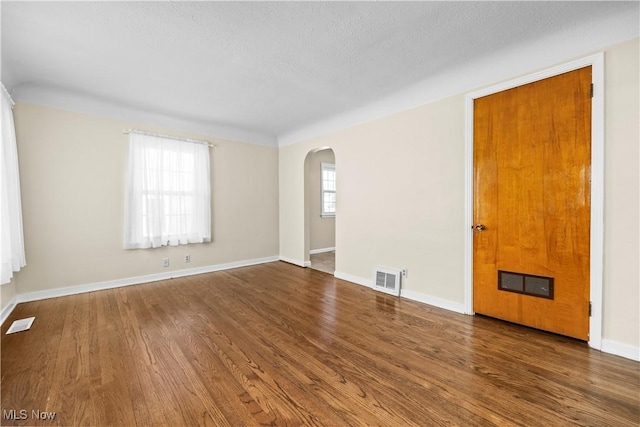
[[6, 317, 35, 334], [374, 268, 401, 296]]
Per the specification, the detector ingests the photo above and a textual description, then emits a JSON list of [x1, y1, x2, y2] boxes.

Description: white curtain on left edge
[[124, 132, 211, 249], [0, 83, 26, 284]]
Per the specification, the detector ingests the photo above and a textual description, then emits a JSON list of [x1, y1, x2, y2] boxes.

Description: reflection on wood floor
[[2, 261, 638, 426]]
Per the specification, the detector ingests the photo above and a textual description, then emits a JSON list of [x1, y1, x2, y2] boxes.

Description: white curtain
[[124, 132, 211, 249], [0, 83, 26, 284]]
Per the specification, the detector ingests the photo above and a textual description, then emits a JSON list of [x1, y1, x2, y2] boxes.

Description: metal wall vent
[[374, 268, 401, 296], [6, 317, 35, 334], [498, 270, 554, 299]]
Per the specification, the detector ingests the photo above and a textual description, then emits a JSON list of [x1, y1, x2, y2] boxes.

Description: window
[[124, 132, 211, 249], [321, 162, 336, 217], [1, 83, 26, 284]]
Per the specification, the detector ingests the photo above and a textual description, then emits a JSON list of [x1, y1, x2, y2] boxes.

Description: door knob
[[475, 224, 486, 231]]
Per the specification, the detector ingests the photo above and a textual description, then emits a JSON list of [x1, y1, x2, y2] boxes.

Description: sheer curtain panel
[[0, 83, 26, 284], [124, 132, 211, 249]]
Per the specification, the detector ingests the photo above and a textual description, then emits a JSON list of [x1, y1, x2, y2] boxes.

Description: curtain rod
[[123, 129, 215, 148]]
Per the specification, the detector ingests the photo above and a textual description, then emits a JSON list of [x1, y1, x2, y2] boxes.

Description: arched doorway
[[304, 147, 336, 274]]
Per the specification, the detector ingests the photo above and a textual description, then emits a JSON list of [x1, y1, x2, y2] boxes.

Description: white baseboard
[[334, 271, 372, 287], [309, 247, 336, 255], [334, 271, 465, 313], [13, 256, 279, 305], [279, 256, 310, 268], [5, 260, 638, 362], [601, 339, 640, 362], [0, 296, 18, 326], [400, 289, 466, 314], [335, 272, 639, 360]]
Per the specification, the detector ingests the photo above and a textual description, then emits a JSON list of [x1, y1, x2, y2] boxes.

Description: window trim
[[321, 162, 336, 218], [124, 132, 211, 249]]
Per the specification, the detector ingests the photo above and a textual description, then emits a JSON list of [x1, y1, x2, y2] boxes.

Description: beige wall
[[602, 38, 639, 347], [11, 103, 279, 295], [5, 41, 637, 354], [305, 149, 335, 253], [1, 281, 16, 315], [279, 38, 640, 349], [280, 96, 465, 303]]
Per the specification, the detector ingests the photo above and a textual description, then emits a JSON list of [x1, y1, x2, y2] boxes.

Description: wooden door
[[473, 67, 592, 340]]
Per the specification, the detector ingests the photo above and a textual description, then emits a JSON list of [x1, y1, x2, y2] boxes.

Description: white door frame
[[463, 53, 605, 350]]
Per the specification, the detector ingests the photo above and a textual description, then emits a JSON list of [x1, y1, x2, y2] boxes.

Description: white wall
[[279, 38, 640, 354], [10, 103, 279, 296]]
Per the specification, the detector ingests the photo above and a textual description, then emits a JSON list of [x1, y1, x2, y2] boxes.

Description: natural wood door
[[473, 67, 592, 341]]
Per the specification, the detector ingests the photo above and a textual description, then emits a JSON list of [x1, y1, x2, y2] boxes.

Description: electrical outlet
[[162, 257, 170, 267], [402, 269, 408, 278], [184, 254, 190, 263]]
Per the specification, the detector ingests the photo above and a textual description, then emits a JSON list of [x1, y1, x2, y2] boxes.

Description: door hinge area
[[590, 83, 594, 98], [589, 301, 592, 317]]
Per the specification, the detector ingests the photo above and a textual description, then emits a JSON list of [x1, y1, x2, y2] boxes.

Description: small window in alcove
[[321, 162, 336, 217]]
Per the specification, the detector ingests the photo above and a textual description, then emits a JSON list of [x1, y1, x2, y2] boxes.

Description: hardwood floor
[[1, 261, 638, 426]]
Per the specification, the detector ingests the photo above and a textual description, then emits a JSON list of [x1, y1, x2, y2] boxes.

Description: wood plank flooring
[[1, 261, 638, 426]]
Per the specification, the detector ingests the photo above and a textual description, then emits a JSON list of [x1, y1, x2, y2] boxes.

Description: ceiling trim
[[10, 84, 278, 147], [277, 9, 638, 147], [5, 4, 637, 149]]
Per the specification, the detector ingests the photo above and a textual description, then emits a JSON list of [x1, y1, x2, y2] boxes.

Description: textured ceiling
[[2, 1, 638, 143]]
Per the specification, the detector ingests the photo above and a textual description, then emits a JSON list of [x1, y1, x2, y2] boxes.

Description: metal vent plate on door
[[498, 270, 554, 299]]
